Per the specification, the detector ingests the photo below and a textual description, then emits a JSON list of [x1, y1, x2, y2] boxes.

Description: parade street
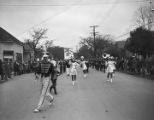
[[0, 68, 154, 120]]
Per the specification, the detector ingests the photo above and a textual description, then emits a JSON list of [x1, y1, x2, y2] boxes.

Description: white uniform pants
[[37, 76, 53, 109], [66, 68, 70, 75]]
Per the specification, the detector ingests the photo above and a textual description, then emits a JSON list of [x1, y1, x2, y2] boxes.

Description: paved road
[[0, 68, 154, 120]]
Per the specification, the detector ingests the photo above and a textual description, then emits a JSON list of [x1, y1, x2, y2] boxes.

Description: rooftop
[[0, 27, 23, 46]]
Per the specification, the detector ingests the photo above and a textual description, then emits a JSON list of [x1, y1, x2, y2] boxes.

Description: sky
[[0, 0, 153, 51]]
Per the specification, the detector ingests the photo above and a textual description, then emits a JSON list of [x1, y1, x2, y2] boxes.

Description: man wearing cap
[[33, 54, 54, 113]]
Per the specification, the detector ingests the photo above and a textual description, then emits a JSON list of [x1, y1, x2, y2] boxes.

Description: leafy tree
[[106, 45, 126, 58], [76, 45, 93, 59], [95, 35, 113, 57], [125, 27, 154, 58], [47, 46, 64, 60], [78, 35, 113, 58]]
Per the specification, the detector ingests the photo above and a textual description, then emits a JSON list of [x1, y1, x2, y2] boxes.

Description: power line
[[16, 6, 73, 37], [115, 32, 130, 40], [16, 0, 83, 37], [115, 3, 154, 40], [0, 1, 146, 7], [115, 21, 154, 40], [96, 0, 120, 30]]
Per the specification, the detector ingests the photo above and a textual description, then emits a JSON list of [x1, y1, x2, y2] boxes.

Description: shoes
[[33, 108, 41, 113], [49, 97, 54, 105], [72, 81, 75, 86], [84, 75, 87, 78]]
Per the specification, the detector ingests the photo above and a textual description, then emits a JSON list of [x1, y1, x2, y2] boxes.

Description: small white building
[[0, 27, 23, 62]]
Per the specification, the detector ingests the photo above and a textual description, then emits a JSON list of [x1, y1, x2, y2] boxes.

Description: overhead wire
[[115, 0, 153, 40], [16, 0, 83, 37], [1, 0, 149, 39], [16, 8, 70, 37], [0, 0, 146, 7], [115, 21, 154, 40], [93, 0, 140, 40], [95, 0, 119, 30]]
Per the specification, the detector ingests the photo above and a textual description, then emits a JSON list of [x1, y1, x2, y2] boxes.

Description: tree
[[125, 27, 154, 58], [95, 35, 113, 57], [79, 37, 94, 49], [134, 5, 154, 30], [25, 28, 48, 58], [78, 35, 113, 58], [76, 45, 93, 59], [106, 45, 126, 58], [44, 40, 54, 51], [48, 46, 64, 60]]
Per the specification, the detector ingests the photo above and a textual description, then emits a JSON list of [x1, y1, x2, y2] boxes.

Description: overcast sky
[[0, 0, 153, 50]]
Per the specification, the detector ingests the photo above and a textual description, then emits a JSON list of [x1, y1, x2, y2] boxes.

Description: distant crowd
[[0, 60, 34, 81], [0, 56, 154, 82], [0, 59, 68, 81], [88, 56, 154, 79]]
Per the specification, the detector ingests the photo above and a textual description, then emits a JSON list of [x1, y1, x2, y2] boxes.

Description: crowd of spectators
[[1, 56, 154, 82], [0, 59, 35, 82], [116, 57, 154, 78], [0, 59, 69, 82], [88, 56, 154, 80]]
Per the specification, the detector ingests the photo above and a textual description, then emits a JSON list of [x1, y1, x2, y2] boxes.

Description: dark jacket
[[38, 60, 54, 77], [51, 66, 60, 80]]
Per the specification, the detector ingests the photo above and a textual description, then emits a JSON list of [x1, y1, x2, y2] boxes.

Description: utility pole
[[90, 25, 99, 58]]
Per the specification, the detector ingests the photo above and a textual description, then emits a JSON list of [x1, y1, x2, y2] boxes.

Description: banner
[[64, 48, 74, 60]]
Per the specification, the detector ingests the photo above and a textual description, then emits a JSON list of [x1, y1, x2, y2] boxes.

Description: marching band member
[[33, 54, 54, 113], [70, 59, 79, 86], [80, 56, 88, 78], [106, 57, 116, 83]]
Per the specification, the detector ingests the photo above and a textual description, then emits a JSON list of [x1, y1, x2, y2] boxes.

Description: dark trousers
[[107, 72, 113, 79], [0, 72, 4, 80], [50, 79, 57, 94], [71, 75, 76, 81]]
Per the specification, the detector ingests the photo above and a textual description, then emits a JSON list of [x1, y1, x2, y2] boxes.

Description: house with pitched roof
[[0, 27, 23, 63]]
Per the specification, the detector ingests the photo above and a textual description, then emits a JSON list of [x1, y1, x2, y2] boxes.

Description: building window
[[3, 50, 14, 62]]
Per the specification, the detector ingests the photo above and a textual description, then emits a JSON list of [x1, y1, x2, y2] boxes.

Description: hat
[[43, 54, 48, 58], [81, 56, 84, 59]]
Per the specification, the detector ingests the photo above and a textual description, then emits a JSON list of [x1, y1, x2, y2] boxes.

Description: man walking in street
[[33, 54, 54, 113], [66, 60, 71, 76], [50, 58, 59, 95]]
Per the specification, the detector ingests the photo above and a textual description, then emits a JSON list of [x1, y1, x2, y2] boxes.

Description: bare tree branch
[[134, 5, 154, 30], [45, 40, 53, 50], [24, 28, 48, 57]]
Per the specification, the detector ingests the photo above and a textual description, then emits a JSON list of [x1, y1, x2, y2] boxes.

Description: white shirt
[[107, 61, 116, 73], [81, 61, 87, 70]]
